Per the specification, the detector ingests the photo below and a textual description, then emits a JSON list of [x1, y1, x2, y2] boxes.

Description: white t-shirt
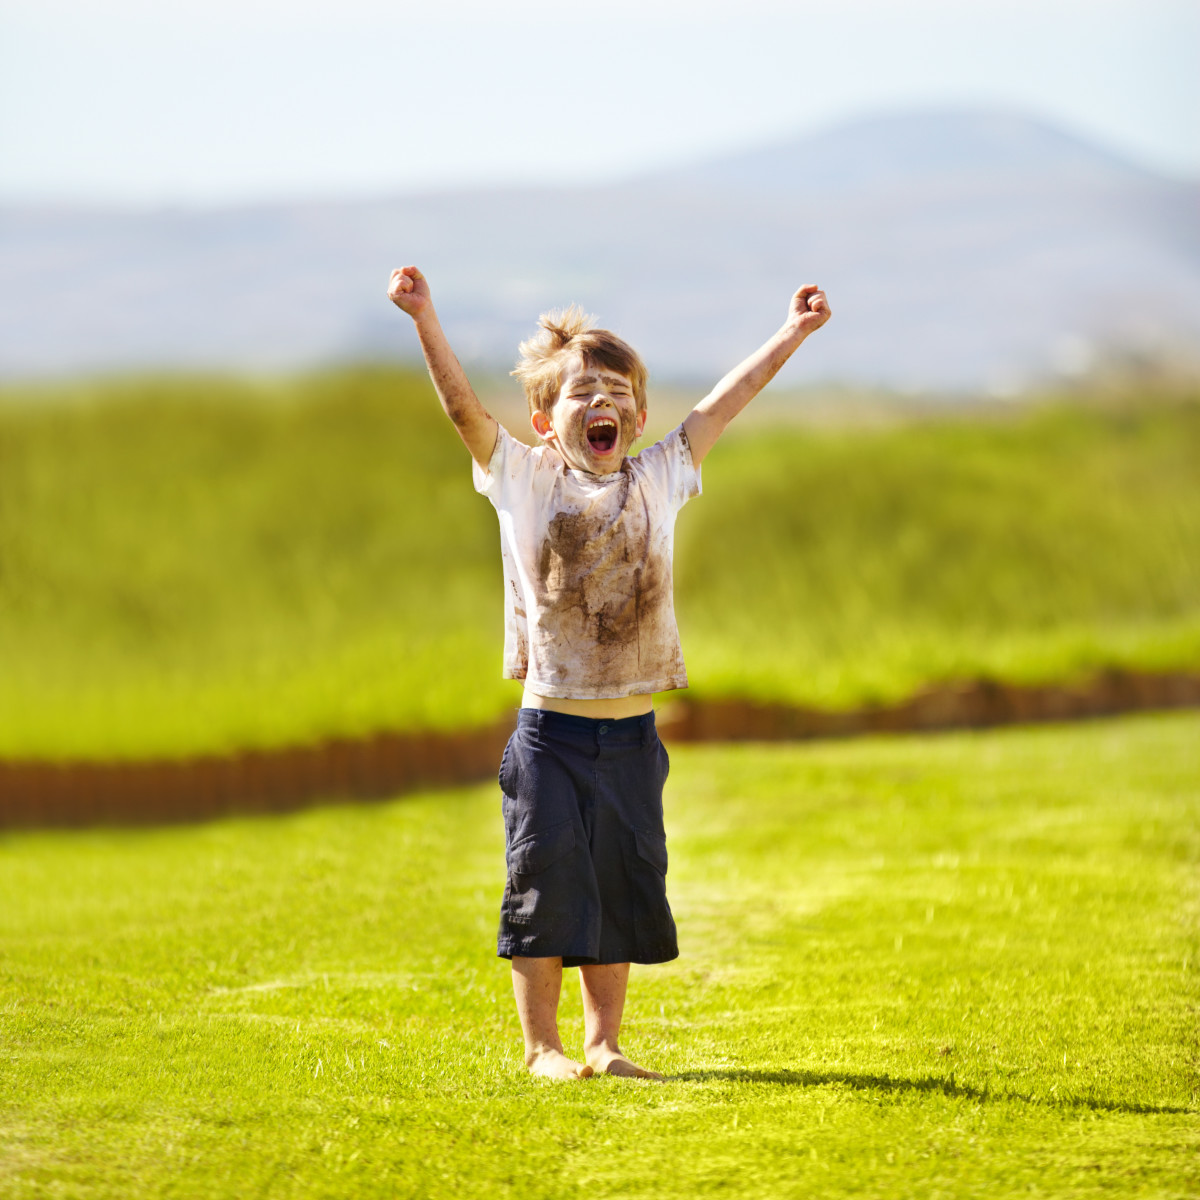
[[473, 423, 702, 699]]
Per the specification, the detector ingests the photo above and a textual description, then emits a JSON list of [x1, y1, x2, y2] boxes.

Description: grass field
[[2, 712, 1196, 1197], [2, 373, 1199, 759]]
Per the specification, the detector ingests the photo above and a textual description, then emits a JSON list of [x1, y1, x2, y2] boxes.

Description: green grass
[[684, 394, 1200, 708], [0, 370, 514, 757], [2, 712, 1197, 1198], [2, 372, 1199, 758]]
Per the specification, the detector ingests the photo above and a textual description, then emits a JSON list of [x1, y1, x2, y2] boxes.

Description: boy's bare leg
[[579, 962, 663, 1079], [511, 956, 593, 1079]]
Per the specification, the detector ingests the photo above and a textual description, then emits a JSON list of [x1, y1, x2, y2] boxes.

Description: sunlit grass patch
[[1, 712, 1196, 1197]]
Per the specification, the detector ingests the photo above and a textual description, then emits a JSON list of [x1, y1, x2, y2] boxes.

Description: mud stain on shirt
[[534, 470, 681, 693]]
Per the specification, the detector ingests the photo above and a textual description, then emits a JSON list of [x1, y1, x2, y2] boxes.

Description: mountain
[[647, 109, 1158, 195], [2, 109, 1198, 391]]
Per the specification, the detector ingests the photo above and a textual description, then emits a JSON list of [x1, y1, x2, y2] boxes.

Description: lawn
[[2, 372, 1199, 760], [2, 711, 1196, 1198]]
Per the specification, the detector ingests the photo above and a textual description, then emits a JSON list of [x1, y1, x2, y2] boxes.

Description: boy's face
[[531, 360, 646, 475]]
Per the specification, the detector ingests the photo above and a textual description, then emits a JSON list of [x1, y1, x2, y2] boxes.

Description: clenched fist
[[786, 285, 831, 337], [387, 265, 432, 320]]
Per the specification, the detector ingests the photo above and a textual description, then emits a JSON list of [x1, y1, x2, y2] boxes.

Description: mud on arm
[[388, 265, 499, 467]]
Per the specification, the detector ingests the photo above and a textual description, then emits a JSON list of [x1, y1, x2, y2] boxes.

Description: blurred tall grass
[[1, 369, 1197, 759]]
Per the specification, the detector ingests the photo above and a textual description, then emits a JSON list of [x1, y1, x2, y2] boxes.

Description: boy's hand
[[785, 284, 831, 338], [387, 265, 432, 320]]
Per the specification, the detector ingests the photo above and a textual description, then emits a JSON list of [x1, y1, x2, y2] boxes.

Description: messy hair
[[512, 304, 648, 417]]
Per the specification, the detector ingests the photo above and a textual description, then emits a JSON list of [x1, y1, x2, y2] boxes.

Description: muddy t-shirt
[[473, 424, 702, 699]]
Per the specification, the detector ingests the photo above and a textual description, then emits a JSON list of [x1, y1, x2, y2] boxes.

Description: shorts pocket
[[631, 828, 677, 961], [508, 819, 576, 877], [503, 820, 577, 926], [633, 828, 668, 875], [498, 733, 519, 798]]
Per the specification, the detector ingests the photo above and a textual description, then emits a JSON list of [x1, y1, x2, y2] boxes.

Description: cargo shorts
[[496, 708, 679, 967]]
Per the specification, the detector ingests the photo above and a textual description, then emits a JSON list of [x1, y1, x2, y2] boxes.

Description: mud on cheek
[[567, 407, 640, 458]]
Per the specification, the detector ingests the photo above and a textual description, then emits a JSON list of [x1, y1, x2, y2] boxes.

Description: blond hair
[[512, 304, 648, 417]]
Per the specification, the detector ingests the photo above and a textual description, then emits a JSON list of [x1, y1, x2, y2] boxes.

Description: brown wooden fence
[[2, 669, 1197, 829], [657, 669, 1200, 741], [0, 722, 513, 830]]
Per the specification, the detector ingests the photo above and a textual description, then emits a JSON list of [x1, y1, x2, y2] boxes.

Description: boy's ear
[[531, 410, 554, 440], [636, 409, 647, 438]]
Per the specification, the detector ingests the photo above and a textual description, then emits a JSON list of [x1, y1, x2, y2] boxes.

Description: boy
[[387, 266, 830, 1079]]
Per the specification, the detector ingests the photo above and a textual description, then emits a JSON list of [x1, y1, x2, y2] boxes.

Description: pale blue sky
[[2, 0, 1197, 206]]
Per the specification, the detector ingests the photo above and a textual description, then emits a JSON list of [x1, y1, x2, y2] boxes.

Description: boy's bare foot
[[585, 1045, 664, 1080], [526, 1045, 594, 1080], [578, 965, 663, 1079]]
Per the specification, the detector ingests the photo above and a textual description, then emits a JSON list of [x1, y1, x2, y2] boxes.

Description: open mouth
[[586, 415, 619, 454]]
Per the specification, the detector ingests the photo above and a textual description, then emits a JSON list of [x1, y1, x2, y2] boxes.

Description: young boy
[[388, 266, 830, 1080]]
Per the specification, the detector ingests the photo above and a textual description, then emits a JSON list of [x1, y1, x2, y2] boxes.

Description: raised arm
[[387, 266, 499, 467], [682, 285, 831, 468]]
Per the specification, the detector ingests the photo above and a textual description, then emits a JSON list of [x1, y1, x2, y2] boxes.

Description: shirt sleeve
[[472, 424, 537, 505], [632, 423, 703, 514]]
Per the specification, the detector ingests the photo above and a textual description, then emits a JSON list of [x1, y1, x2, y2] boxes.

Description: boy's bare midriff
[[521, 689, 655, 719]]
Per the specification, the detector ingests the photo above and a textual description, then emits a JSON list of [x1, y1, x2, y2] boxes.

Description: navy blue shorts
[[496, 708, 679, 967]]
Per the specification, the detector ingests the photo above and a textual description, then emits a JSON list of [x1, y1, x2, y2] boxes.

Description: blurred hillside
[[1, 370, 1197, 759], [2, 110, 1198, 391]]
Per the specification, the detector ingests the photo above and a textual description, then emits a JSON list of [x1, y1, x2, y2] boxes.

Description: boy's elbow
[[444, 400, 471, 426], [443, 395, 487, 433]]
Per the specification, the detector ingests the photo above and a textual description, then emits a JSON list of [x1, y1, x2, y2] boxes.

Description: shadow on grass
[[672, 1069, 1194, 1115]]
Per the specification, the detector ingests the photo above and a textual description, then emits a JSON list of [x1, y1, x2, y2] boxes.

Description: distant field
[[1, 371, 1198, 759], [683, 386, 1200, 709], [1, 713, 1196, 1198]]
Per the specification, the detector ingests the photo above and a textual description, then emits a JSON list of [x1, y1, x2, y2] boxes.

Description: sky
[[2, 0, 1197, 207]]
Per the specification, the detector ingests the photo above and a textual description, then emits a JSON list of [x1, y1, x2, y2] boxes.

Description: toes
[[527, 1049, 593, 1080], [599, 1056, 662, 1080]]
